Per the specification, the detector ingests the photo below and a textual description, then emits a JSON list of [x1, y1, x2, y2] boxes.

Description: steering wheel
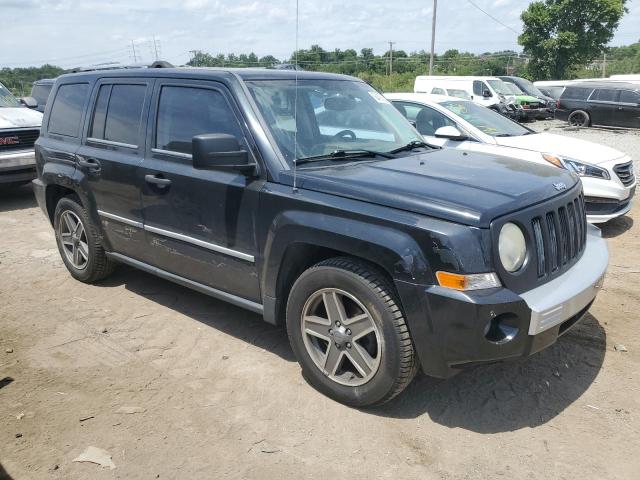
[[333, 129, 356, 140]]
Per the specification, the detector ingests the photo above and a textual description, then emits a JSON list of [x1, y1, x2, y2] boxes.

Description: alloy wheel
[[59, 210, 89, 270]]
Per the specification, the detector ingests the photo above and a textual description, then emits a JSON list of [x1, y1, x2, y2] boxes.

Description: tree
[[519, 0, 628, 80]]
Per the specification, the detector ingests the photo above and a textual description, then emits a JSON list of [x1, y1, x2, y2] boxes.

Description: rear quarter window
[[619, 90, 640, 104], [48, 83, 89, 137], [561, 87, 592, 100]]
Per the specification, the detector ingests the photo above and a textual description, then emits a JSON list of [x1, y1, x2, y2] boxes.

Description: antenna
[[292, 0, 299, 193]]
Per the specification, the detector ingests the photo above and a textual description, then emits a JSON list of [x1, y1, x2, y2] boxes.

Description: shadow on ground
[[99, 266, 295, 363], [0, 463, 13, 480], [373, 313, 606, 432], [600, 215, 634, 238], [0, 184, 37, 213]]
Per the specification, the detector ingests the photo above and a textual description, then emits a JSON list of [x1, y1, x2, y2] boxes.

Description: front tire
[[568, 110, 590, 127], [53, 195, 115, 283], [286, 257, 418, 407]]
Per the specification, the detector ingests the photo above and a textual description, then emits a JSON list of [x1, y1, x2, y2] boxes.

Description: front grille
[[0, 129, 40, 152], [613, 161, 635, 187], [531, 193, 587, 279]]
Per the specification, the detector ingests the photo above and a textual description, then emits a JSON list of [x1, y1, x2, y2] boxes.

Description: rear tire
[[286, 257, 418, 407], [568, 110, 590, 127], [53, 195, 115, 283]]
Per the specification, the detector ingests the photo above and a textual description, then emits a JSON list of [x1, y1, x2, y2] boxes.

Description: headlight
[[498, 223, 527, 272], [542, 154, 610, 179]]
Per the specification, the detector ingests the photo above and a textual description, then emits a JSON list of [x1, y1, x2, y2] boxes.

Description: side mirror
[[20, 96, 38, 109], [482, 89, 492, 98], [434, 126, 468, 141], [192, 134, 256, 174]]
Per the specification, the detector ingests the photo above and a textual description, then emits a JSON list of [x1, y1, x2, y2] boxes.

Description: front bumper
[[0, 150, 36, 184], [399, 224, 608, 378], [582, 159, 636, 223], [521, 107, 549, 120]]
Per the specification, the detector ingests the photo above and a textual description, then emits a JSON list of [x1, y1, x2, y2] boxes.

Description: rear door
[[617, 89, 640, 128], [588, 88, 619, 126], [76, 78, 153, 259], [138, 79, 262, 303]]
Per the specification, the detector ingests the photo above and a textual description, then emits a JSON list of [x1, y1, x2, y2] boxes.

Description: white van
[[413, 76, 515, 110]]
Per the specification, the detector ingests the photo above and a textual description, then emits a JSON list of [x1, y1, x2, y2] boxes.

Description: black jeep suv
[[33, 68, 608, 407]]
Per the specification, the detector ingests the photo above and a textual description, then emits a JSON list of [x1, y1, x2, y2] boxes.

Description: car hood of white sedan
[[0, 107, 43, 129], [494, 132, 626, 165]]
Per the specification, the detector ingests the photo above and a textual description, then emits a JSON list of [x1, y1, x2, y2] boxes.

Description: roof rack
[[67, 60, 174, 73]]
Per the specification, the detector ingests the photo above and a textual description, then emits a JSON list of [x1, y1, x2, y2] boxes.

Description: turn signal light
[[435, 271, 501, 291]]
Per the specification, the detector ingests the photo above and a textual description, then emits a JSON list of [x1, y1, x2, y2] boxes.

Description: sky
[[2, 0, 639, 69]]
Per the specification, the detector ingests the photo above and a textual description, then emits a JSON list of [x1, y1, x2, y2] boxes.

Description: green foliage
[[519, 0, 628, 79], [0, 64, 64, 96]]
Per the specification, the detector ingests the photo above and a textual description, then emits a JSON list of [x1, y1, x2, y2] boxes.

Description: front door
[[138, 80, 262, 303], [76, 78, 153, 260], [617, 89, 640, 128]]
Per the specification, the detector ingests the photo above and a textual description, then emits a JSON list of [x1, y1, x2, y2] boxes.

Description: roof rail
[[67, 60, 174, 73]]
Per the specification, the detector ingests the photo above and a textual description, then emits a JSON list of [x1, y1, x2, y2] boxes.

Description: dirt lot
[[1, 123, 639, 479]]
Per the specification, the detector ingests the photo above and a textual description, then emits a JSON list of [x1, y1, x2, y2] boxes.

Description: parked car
[[499, 81, 549, 120], [386, 93, 635, 223], [533, 80, 574, 101], [34, 68, 608, 407], [499, 75, 555, 118], [30, 78, 56, 113], [0, 81, 43, 187], [556, 81, 640, 128], [414, 75, 522, 120]]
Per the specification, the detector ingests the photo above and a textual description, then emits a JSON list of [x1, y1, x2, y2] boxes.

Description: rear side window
[[431, 87, 446, 95], [562, 87, 591, 100], [31, 83, 52, 106], [155, 86, 244, 155], [48, 83, 89, 137], [591, 89, 618, 102], [106, 85, 146, 146], [619, 90, 640, 104]]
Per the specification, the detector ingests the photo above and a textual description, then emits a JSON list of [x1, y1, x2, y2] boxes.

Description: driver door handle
[[77, 157, 101, 171], [145, 174, 172, 187]]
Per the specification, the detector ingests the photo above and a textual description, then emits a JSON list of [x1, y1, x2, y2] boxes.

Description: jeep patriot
[[33, 68, 608, 406]]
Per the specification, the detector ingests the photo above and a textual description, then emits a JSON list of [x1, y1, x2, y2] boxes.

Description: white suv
[[387, 93, 635, 223], [1, 82, 43, 187]]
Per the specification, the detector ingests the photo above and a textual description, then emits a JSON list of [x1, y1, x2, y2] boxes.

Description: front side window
[[0, 83, 21, 108], [619, 90, 640, 104], [440, 100, 531, 137], [591, 89, 618, 102], [48, 83, 89, 137], [156, 86, 244, 155], [407, 104, 456, 136], [246, 79, 422, 164]]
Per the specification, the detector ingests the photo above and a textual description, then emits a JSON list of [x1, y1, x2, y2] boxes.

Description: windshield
[[246, 79, 422, 164], [446, 88, 471, 100], [503, 82, 524, 95], [517, 78, 545, 97], [0, 83, 22, 108], [440, 100, 532, 137], [487, 79, 512, 95]]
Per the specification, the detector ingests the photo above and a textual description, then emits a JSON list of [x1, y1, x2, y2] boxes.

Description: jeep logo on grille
[[553, 182, 567, 191], [0, 135, 20, 146]]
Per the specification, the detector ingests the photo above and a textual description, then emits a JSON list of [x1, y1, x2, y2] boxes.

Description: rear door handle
[[77, 157, 101, 170], [145, 174, 172, 187]]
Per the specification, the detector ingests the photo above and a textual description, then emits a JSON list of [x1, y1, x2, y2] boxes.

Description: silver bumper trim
[[521, 224, 608, 335]]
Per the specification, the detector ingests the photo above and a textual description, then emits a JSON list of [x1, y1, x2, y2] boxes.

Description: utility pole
[[429, 0, 437, 75], [130, 40, 138, 63], [152, 36, 161, 61], [388, 41, 396, 75], [602, 52, 607, 78]]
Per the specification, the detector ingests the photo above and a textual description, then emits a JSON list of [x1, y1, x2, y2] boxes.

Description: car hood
[[495, 132, 626, 165], [280, 149, 578, 227], [0, 107, 43, 129]]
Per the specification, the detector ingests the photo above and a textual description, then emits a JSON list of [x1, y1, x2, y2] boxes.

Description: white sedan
[[386, 93, 635, 224]]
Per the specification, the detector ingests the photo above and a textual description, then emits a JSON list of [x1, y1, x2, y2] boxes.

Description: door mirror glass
[[19, 96, 38, 109], [192, 133, 255, 174], [434, 125, 468, 141]]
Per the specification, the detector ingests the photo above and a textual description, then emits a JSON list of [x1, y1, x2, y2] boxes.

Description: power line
[[466, 0, 520, 35]]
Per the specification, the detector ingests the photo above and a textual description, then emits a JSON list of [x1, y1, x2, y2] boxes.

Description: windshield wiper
[[388, 140, 433, 154], [494, 133, 514, 137], [296, 149, 395, 165]]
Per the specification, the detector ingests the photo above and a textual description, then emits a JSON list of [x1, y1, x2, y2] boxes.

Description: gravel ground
[[0, 125, 639, 480]]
